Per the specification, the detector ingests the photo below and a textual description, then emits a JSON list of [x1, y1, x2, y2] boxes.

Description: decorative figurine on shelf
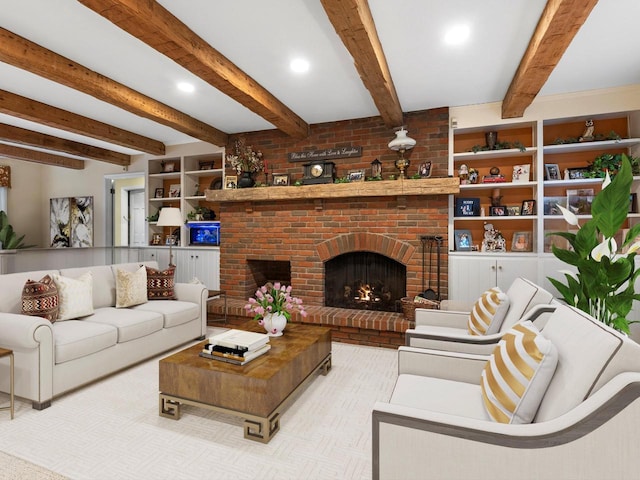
[[485, 131, 498, 150], [489, 188, 503, 207], [579, 119, 595, 142], [468, 167, 479, 184], [481, 223, 506, 252], [371, 158, 382, 179], [458, 164, 469, 184]]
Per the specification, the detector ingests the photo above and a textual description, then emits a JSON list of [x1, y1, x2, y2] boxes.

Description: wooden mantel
[[205, 177, 459, 203]]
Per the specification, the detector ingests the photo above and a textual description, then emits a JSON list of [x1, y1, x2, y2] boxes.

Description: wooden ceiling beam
[[0, 143, 84, 169], [0, 123, 130, 166], [0, 89, 164, 155], [502, 0, 599, 118], [320, 0, 403, 128], [77, 0, 309, 139], [0, 27, 228, 147]]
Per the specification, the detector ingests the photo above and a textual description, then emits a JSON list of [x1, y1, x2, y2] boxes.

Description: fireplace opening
[[324, 252, 406, 312]]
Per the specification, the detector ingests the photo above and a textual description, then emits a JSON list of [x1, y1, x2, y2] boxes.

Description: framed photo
[[490, 205, 507, 216], [151, 233, 162, 245], [419, 161, 432, 178], [512, 231, 532, 252], [348, 169, 365, 182], [543, 196, 567, 215], [454, 229, 473, 251], [154, 187, 164, 198], [506, 205, 521, 216], [567, 189, 594, 215], [521, 199, 536, 215], [544, 164, 561, 181], [162, 161, 176, 173], [272, 173, 290, 186], [168, 184, 181, 197], [165, 234, 176, 246], [199, 161, 214, 170], [455, 197, 480, 217], [225, 176, 237, 189], [512, 164, 530, 183], [566, 167, 590, 180]]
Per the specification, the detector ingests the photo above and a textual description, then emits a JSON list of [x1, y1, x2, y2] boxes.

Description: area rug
[[0, 340, 397, 480]]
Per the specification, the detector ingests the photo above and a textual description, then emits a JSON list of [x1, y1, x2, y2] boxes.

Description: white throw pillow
[[467, 287, 510, 336], [115, 266, 148, 308], [53, 272, 94, 321], [481, 320, 558, 424]]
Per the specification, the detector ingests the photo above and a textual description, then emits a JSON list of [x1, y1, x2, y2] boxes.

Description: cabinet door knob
[[491, 265, 496, 271], [498, 265, 503, 270]]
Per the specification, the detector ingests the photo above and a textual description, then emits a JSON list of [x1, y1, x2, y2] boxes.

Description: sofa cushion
[[0, 269, 60, 314], [53, 272, 94, 321], [115, 266, 148, 308], [145, 266, 176, 300], [52, 320, 118, 364], [22, 275, 59, 322], [468, 287, 509, 336], [481, 321, 558, 424], [132, 300, 199, 328], [60, 265, 115, 309], [391, 374, 489, 420], [84, 307, 163, 343]]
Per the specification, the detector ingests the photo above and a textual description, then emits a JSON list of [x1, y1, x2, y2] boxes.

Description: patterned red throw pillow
[[22, 275, 59, 322], [145, 266, 176, 300]]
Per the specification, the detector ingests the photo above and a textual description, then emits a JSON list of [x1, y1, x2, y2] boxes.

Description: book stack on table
[[200, 329, 271, 365]]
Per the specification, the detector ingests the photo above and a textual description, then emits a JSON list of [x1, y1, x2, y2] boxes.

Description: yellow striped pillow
[[481, 321, 558, 424], [467, 287, 509, 336]]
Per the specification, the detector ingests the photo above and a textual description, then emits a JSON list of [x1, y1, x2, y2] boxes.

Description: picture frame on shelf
[[199, 161, 214, 170], [543, 196, 567, 215], [347, 169, 365, 182], [490, 206, 507, 216], [154, 188, 164, 198], [566, 167, 590, 180], [165, 234, 176, 246], [162, 161, 177, 173], [512, 164, 530, 183], [544, 231, 567, 253], [567, 189, 594, 215], [168, 184, 181, 198], [521, 199, 536, 215], [506, 205, 521, 216], [151, 233, 162, 245], [544, 164, 561, 181], [225, 176, 237, 189], [455, 197, 480, 217], [419, 161, 432, 178], [454, 229, 473, 251], [272, 173, 290, 186], [512, 231, 532, 252]]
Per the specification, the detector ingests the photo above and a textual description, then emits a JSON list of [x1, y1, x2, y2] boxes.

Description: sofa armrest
[[405, 329, 503, 355], [414, 309, 469, 328], [397, 346, 488, 383], [0, 313, 53, 349], [173, 283, 208, 337]]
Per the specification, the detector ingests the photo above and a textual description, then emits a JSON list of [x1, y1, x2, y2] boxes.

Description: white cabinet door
[[175, 248, 220, 289], [449, 255, 538, 304]]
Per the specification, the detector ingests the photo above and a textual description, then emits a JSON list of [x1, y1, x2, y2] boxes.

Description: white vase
[[262, 313, 287, 337]]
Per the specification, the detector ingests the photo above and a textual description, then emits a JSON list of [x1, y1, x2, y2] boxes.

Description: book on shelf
[[482, 175, 506, 183], [208, 329, 270, 352], [199, 344, 271, 366]]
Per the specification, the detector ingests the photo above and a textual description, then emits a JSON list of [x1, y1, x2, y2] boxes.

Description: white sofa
[[0, 261, 207, 409], [373, 305, 640, 479]]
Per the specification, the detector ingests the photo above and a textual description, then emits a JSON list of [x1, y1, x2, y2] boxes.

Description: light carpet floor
[[0, 336, 397, 480]]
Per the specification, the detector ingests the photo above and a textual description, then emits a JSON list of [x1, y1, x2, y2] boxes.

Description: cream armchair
[[405, 277, 557, 354], [373, 305, 640, 480]]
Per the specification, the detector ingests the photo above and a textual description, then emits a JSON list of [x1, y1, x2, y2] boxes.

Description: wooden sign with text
[[287, 146, 362, 162]]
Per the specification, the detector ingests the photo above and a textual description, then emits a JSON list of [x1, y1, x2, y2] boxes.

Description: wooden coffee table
[[159, 322, 331, 443]]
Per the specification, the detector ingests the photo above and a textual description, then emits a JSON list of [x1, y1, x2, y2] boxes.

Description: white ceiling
[[0, 0, 639, 158]]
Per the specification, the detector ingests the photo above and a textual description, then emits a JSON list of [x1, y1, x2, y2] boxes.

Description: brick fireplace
[[209, 108, 453, 347]]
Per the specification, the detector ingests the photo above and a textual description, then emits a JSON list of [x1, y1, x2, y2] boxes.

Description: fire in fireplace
[[324, 252, 406, 312]]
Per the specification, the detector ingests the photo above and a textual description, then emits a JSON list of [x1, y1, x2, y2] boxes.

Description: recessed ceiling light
[[290, 58, 310, 74], [177, 82, 195, 93], [444, 24, 470, 46]]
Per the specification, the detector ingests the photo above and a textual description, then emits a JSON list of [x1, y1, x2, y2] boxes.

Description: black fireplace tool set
[[418, 235, 442, 301]]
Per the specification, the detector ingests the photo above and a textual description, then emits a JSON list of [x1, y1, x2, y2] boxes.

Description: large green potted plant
[[0, 210, 34, 249], [547, 154, 640, 334]]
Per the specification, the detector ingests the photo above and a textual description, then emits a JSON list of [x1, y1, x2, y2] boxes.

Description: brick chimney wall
[[216, 107, 451, 310]]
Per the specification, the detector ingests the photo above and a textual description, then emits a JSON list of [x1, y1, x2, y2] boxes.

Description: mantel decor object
[[388, 127, 416, 179]]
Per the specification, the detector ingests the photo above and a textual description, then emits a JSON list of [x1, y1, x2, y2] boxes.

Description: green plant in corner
[[547, 154, 640, 334], [0, 210, 34, 249]]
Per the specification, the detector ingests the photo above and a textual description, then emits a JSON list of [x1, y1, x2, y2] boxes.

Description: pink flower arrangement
[[245, 282, 307, 323]]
